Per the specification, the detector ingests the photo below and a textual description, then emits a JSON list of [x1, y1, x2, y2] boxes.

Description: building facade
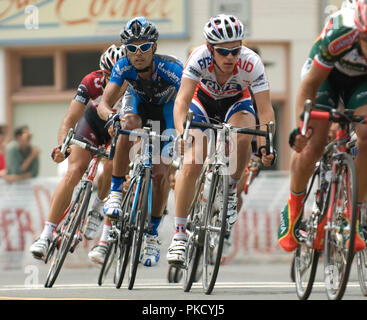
[[0, 0, 345, 176]]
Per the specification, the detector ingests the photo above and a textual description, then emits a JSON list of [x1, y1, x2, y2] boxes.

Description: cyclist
[[29, 45, 126, 260], [166, 14, 276, 266], [97, 17, 183, 267], [278, 1, 367, 253]]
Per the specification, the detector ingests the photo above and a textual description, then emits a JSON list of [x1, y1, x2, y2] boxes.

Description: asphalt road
[[0, 258, 365, 301]]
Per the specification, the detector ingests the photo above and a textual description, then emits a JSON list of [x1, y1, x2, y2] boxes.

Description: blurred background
[[0, 0, 347, 177]]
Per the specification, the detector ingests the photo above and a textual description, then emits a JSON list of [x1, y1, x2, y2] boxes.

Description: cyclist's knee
[[63, 166, 85, 187], [180, 163, 202, 179], [121, 113, 141, 130]]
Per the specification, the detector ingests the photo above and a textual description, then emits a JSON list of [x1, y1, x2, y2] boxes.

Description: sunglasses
[[213, 46, 242, 57], [126, 42, 154, 53]]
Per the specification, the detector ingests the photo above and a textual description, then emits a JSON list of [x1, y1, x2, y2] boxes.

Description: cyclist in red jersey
[[30, 45, 127, 260]]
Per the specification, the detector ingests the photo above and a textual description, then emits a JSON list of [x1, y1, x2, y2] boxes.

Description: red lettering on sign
[[16, 209, 35, 251], [33, 185, 52, 229], [0, 209, 16, 251]]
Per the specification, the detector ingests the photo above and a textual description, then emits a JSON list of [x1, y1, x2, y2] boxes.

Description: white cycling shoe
[[140, 234, 161, 267]]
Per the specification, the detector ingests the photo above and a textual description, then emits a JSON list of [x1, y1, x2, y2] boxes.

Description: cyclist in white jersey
[[166, 14, 276, 265]]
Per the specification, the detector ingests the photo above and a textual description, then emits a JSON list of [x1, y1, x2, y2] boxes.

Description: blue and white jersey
[[110, 54, 183, 105]]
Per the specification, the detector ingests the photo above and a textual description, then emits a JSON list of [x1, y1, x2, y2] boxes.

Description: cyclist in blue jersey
[[96, 17, 183, 267]]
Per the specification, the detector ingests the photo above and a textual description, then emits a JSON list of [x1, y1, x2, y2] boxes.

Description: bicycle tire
[[128, 167, 151, 290], [294, 166, 323, 300], [324, 153, 357, 300], [45, 182, 92, 288], [115, 179, 137, 289], [98, 239, 117, 286], [202, 167, 228, 295], [183, 168, 206, 292], [167, 264, 183, 283], [357, 249, 367, 296]]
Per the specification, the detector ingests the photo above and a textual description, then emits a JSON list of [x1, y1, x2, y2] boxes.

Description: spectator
[[4, 125, 40, 183]]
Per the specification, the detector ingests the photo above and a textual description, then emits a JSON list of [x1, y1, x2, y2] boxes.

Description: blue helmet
[[120, 17, 159, 44]]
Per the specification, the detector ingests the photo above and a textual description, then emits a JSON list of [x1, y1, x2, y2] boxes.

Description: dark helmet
[[120, 17, 159, 44]]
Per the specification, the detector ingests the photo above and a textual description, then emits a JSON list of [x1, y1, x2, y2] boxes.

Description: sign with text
[[0, 0, 188, 45]]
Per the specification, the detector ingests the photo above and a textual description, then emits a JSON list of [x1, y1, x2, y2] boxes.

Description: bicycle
[[44, 128, 109, 288], [181, 113, 274, 295], [357, 203, 367, 296], [293, 100, 366, 300], [105, 119, 173, 290]]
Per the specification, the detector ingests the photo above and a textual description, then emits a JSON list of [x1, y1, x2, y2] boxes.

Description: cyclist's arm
[[97, 82, 126, 121], [295, 62, 331, 125], [58, 100, 86, 146], [252, 89, 275, 148], [173, 77, 198, 135]]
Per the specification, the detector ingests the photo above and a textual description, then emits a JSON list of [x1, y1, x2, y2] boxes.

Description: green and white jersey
[[302, 9, 367, 79]]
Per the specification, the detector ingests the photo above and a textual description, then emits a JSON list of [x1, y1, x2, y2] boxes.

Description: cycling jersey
[[73, 70, 121, 147], [110, 54, 183, 105], [183, 44, 269, 99], [306, 9, 367, 77], [302, 9, 367, 110]]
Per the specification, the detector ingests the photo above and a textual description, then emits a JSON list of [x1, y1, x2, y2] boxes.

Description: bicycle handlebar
[[61, 128, 110, 159], [184, 120, 275, 154], [301, 100, 367, 132]]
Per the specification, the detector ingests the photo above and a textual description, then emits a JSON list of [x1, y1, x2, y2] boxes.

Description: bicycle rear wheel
[[128, 168, 151, 290], [183, 168, 206, 292], [202, 167, 228, 295], [324, 153, 357, 300], [45, 182, 92, 288]]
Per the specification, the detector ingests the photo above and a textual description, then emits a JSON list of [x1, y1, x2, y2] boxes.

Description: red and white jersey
[[74, 70, 121, 112], [183, 44, 269, 99]]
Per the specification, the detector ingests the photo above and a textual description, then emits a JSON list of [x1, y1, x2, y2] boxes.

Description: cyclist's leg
[[278, 79, 335, 252], [345, 82, 367, 251], [30, 145, 92, 259], [167, 101, 208, 264], [104, 90, 142, 217]]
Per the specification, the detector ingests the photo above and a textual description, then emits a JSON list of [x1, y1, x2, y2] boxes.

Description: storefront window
[[66, 51, 101, 89], [21, 56, 54, 86]]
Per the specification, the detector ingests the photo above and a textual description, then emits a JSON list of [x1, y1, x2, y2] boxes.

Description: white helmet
[[203, 14, 245, 44], [99, 44, 124, 74]]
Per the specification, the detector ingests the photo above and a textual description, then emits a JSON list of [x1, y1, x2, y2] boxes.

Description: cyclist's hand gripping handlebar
[[301, 99, 312, 136], [109, 115, 121, 161]]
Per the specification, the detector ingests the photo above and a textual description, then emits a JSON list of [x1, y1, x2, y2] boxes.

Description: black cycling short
[[74, 105, 110, 147]]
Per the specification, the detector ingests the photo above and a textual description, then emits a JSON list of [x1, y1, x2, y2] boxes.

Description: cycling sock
[[40, 221, 57, 240], [173, 217, 187, 240], [149, 216, 162, 235], [111, 175, 125, 193], [100, 221, 112, 243]]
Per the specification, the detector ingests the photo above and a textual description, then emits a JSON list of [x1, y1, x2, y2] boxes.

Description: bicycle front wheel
[[324, 153, 357, 300], [115, 178, 137, 289], [294, 166, 323, 300], [128, 167, 151, 290], [183, 167, 206, 292], [45, 182, 92, 288], [98, 239, 117, 286], [357, 248, 367, 296], [202, 167, 228, 295]]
